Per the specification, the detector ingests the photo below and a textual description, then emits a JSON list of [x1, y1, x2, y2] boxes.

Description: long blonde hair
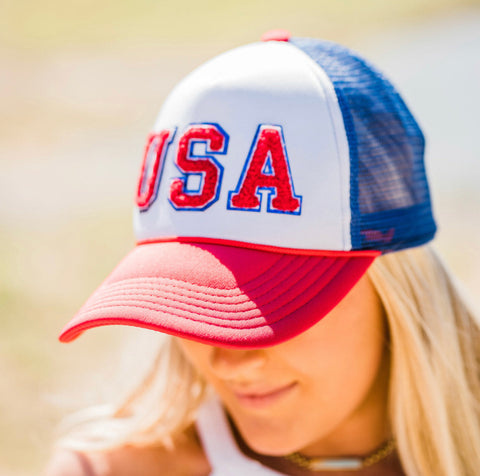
[[368, 246, 480, 476], [58, 245, 480, 476]]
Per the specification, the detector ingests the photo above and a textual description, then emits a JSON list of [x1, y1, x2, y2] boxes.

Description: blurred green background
[[1, 1, 479, 474]]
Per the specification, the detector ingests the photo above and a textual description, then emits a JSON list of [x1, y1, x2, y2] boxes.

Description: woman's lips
[[233, 382, 298, 409]]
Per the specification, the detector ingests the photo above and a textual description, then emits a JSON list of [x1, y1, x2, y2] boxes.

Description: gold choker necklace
[[284, 439, 395, 471]]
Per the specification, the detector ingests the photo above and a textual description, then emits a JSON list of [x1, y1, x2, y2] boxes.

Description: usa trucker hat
[[59, 31, 436, 348]]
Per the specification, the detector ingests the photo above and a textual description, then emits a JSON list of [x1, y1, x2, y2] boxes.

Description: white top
[[196, 398, 285, 476]]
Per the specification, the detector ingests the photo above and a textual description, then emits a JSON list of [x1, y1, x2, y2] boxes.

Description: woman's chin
[[238, 431, 301, 457]]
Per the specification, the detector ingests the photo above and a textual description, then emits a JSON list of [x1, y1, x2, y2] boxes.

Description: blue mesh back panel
[[290, 38, 436, 253]]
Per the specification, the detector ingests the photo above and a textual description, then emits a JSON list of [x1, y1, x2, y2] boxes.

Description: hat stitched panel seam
[[75, 260, 350, 327], [81, 258, 338, 314], [102, 256, 334, 300]]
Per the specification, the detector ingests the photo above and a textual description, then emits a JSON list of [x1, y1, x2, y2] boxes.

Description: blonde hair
[[368, 246, 480, 476], [58, 245, 480, 476]]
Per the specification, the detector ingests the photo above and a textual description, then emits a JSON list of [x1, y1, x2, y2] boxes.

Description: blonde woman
[[46, 31, 480, 476]]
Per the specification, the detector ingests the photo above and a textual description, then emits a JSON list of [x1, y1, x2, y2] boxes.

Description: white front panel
[[134, 41, 352, 251]]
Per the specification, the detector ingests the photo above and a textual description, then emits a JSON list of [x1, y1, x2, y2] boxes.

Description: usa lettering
[[136, 129, 175, 211], [136, 123, 302, 215], [228, 125, 301, 214], [170, 124, 228, 211]]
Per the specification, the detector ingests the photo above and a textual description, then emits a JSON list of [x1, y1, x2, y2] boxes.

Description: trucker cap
[[59, 31, 436, 348]]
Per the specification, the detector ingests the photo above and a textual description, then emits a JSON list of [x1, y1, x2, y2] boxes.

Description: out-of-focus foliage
[[0, 0, 477, 52]]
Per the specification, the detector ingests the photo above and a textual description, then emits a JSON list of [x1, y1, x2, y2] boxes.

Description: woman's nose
[[209, 347, 267, 380]]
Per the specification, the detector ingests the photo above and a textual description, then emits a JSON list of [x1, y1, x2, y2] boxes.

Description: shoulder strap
[[196, 397, 285, 476]]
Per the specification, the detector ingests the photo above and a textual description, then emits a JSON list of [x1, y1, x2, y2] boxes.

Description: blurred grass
[[1, 1, 479, 475], [0, 211, 132, 474], [0, 0, 478, 53]]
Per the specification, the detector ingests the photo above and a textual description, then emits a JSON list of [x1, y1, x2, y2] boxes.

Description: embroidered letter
[[228, 125, 301, 214], [169, 124, 228, 210], [136, 129, 175, 211]]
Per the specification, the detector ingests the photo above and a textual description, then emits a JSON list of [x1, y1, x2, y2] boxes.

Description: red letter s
[[169, 124, 228, 210]]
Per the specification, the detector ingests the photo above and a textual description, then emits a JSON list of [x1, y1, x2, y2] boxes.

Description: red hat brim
[[59, 241, 378, 348]]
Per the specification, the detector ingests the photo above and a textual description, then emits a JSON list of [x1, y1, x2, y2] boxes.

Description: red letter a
[[228, 125, 301, 214]]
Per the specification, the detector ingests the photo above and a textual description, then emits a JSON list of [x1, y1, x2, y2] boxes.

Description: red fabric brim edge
[[59, 242, 379, 349]]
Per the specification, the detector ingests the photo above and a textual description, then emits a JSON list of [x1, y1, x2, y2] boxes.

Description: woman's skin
[[46, 274, 405, 475], [178, 273, 402, 475]]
